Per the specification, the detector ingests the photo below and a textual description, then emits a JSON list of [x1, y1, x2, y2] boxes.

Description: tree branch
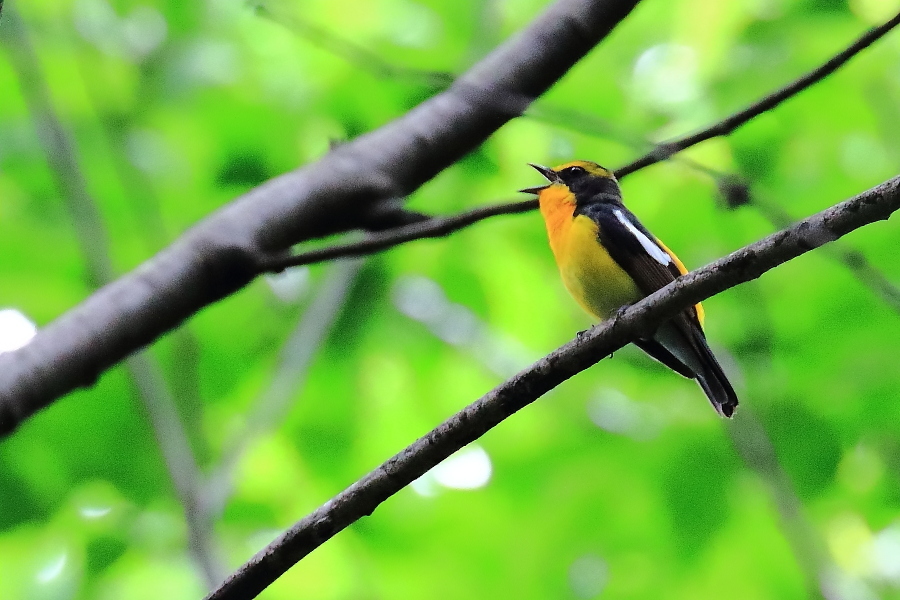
[[204, 260, 363, 518], [673, 159, 900, 318], [261, 200, 537, 272], [126, 354, 227, 587], [0, 0, 642, 436], [616, 9, 900, 177], [749, 195, 900, 315], [253, 3, 454, 88], [1, 7, 226, 586], [205, 175, 900, 600], [255, 3, 643, 150], [729, 410, 833, 599], [258, 8, 900, 273]]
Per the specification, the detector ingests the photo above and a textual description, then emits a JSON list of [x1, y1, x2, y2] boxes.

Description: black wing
[[579, 203, 739, 416]]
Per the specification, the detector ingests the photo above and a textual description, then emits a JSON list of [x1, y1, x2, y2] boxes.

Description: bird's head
[[520, 160, 621, 204]]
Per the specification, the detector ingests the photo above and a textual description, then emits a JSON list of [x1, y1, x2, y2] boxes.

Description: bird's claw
[[611, 303, 632, 325]]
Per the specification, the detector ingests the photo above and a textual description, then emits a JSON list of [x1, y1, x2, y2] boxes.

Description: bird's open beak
[[518, 163, 558, 195]]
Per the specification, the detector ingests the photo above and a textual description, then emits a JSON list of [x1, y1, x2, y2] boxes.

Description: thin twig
[[74, 40, 211, 456], [205, 260, 363, 517], [126, 355, 227, 587], [1, 7, 226, 587], [260, 10, 900, 273], [616, 9, 900, 177], [255, 2, 643, 150], [676, 159, 900, 317], [729, 410, 833, 599], [0, 0, 644, 433], [206, 174, 900, 600], [254, 4, 454, 88], [262, 200, 536, 272], [827, 245, 900, 313]]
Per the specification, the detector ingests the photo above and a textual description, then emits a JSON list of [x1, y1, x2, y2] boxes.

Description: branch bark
[[259, 8, 900, 273], [0, 0, 642, 435], [261, 199, 538, 271], [616, 9, 900, 177], [205, 175, 900, 600]]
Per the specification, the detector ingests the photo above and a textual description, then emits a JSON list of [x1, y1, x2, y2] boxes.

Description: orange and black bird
[[522, 160, 738, 417]]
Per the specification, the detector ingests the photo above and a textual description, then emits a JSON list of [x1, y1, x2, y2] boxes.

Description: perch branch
[[259, 9, 900, 273], [205, 174, 900, 600], [0, 0, 643, 434]]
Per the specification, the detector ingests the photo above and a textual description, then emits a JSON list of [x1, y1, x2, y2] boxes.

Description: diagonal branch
[[204, 260, 363, 518], [0, 0, 643, 436], [672, 160, 900, 318], [615, 9, 900, 177], [126, 354, 227, 587], [261, 199, 537, 271], [255, 3, 643, 150], [258, 8, 900, 273], [205, 175, 900, 600], [750, 195, 900, 315], [254, 3, 454, 88], [729, 410, 833, 599], [1, 7, 226, 587]]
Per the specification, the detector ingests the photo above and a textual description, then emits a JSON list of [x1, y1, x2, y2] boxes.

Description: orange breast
[[538, 186, 642, 320]]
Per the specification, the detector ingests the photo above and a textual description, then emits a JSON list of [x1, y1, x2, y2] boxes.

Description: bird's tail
[[694, 359, 738, 418], [649, 321, 739, 417], [688, 330, 738, 418]]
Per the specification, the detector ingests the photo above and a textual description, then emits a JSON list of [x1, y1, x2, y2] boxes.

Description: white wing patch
[[613, 209, 672, 267]]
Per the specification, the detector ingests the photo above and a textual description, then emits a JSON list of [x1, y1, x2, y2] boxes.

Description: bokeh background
[[2, 0, 900, 598]]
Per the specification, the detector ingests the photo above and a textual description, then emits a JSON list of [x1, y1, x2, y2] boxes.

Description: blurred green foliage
[[2, 0, 900, 598]]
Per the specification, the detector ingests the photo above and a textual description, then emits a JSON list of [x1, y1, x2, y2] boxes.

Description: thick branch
[[259, 9, 900, 272], [0, 0, 642, 434], [205, 175, 900, 600]]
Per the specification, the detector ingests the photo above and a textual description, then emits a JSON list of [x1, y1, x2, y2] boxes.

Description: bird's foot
[[610, 303, 632, 326]]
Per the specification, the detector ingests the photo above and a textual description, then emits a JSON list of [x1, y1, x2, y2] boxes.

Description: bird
[[521, 160, 738, 417]]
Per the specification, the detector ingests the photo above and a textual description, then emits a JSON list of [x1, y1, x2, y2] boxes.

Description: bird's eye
[[562, 166, 586, 176]]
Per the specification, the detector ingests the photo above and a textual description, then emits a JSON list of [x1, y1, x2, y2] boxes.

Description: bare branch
[[259, 9, 900, 272], [616, 9, 900, 177], [262, 200, 537, 272], [205, 260, 363, 517], [749, 196, 900, 315], [676, 159, 900, 317], [1, 7, 226, 586], [0, 0, 643, 436], [254, 4, 454, 88], [255, 3, 643, 150], [827, 246, 900, 313], [728, 410, 833, 599], [126, 355, 227, 586], [205, 175, 900, 600], [2, 7, 115, 288]]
